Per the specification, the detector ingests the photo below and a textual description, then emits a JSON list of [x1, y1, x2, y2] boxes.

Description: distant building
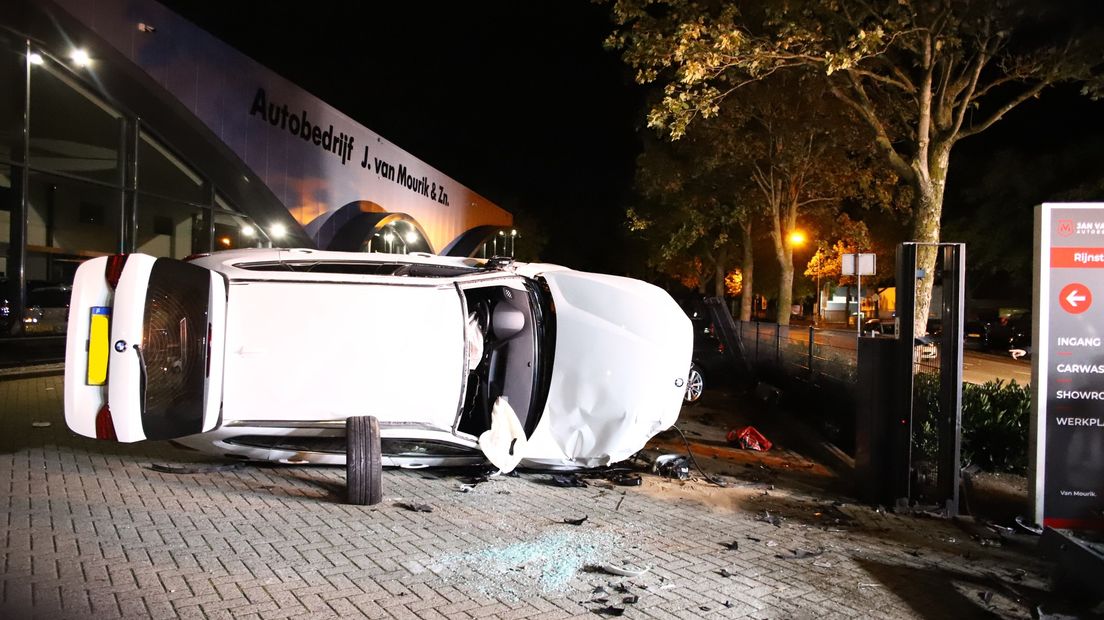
[[1, 0, 512, 341]]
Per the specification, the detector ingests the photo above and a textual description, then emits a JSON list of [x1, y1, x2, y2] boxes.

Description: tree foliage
[[607, 0, 1104, 331]]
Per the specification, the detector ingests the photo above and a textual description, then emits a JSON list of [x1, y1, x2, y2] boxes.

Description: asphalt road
[[962, 350, 1033, 385]]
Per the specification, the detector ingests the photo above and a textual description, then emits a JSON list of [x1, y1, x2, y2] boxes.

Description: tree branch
[[957, 81, 1049, 140], [833, 74, 915, 183]]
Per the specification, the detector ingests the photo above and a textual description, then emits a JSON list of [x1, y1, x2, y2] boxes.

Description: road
[[962, 349, 1033, 385]]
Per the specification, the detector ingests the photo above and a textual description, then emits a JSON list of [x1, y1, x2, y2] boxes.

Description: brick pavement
[[1, 373, 1056, 619]]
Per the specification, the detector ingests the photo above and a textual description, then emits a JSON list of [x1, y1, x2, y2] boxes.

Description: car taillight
[[94, 403, 117, 440], [105, 254, 128, 289]]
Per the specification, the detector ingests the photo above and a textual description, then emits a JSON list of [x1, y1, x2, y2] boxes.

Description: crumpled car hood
[[532, 270, 692, 467]]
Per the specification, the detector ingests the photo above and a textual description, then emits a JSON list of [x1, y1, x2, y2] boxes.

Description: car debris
[[610, 473, 642, 486], [563, 516, 589, 526], [718, 568, 737, 578], [756, 510, 785, 527], [398, 502, 434, 513], [31, 421, 51, 428], [720, 541, 740, 551], [654, 454, 691, 480], [623, 595, 638, 604], [595, 606, 625, 617], [589, 563, 651, 578], [776, 547, 824, 560], [726, 426, 772, 451], [147, 462, 248, 474], [1015, 515, 1044, 535], [551, 473, 589, 488]]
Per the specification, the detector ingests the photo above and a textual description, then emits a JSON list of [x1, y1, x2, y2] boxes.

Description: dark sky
[[160, 1, 1104, 288], [161, 0, 644, 272]]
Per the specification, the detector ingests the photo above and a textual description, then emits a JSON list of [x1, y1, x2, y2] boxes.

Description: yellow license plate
[[87, 307, 110, 385]]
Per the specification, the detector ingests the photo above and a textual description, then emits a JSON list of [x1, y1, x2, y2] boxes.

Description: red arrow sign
[[1059, 283, 1092, 314]]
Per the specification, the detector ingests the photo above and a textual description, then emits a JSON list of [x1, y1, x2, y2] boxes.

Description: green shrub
[[911, 374, 1031, 474]]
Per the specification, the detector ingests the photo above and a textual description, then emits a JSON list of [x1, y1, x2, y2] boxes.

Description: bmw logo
[[674, 378, 685, 388], [114, 340, 127, 352]]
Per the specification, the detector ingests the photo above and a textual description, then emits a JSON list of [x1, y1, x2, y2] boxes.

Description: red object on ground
[[727, 426, 772, 451]]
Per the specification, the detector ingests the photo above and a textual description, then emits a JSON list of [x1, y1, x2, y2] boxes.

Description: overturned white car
[[63, 249, 692, 504]]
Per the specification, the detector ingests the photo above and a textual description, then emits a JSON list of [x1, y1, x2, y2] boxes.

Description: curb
[[0, 363, 65, 381]]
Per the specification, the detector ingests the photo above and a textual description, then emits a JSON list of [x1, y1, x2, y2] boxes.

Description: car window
[[141, 259, 211, 437]]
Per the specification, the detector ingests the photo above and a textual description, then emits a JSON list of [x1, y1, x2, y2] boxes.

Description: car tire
[[346, 415, 382, 506], [683, 363, 705, 406]]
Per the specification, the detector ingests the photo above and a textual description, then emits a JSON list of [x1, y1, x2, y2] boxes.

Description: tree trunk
[[713, 246, 728, 298], [739, 221, 754, 321], [910, 147, 950, 336]]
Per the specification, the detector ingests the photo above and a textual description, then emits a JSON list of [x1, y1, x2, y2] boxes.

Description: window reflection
[[29, 63, 123, 185]]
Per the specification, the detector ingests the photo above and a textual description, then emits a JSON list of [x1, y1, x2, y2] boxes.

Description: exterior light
[[499, 230, 505, 236], [28, 53, 43, 66], [787, 230, 807, 246], [270, 223, 287, 239], [511, 229, 517, 236], [241, 225, 255, 237], [70, 48, 91, 67], [383, 232, 394, 242], [219, 237, 231, 247], [404, 231, 418, 244]]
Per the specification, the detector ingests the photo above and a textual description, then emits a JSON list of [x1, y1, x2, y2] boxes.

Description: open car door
[[64, 254, 226, 442]]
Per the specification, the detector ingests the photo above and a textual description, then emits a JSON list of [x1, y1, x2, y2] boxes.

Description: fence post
[[776, 325, 781, 367], [808, 325, 815, 379]]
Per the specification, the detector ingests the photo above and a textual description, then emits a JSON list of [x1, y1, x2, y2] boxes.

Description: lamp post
[[787, 230, 807, 321]]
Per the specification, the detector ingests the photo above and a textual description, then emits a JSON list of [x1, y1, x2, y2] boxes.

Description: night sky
[[161, 1, 1104, 295]]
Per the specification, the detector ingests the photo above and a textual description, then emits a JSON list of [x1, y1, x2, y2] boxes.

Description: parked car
[[63, 249, 692, 504], [680, 300, 733, 405], [0, 280, 72, 335]]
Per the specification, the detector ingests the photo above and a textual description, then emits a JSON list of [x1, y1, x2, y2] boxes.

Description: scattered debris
[[31, 421, 51, 428], [1015, 515, 1044, 535], [776, 548, 824, 560], [726, 426, 772, 451], [700, 605, 711, 612], [590, 563, 650, 578], [595, 606, 625, 617], [813, 560, 833, 569], [756, 511, 785, 527], [614, 495, 627, 512], [978, 591, 994, 605], [858, 583, 883, 589], [746, 535, 762, 542], [1009, 568, 1026, 582], [563, 516, 589, 526], [723, 601, 734, 608], [147, 462, 247, 474], [765, 541, 779, 547], [623, 595, 638, 604], [720, 541, 739, 551], [551, 474, 588, 488], [399, 502, 434, 513], [435, 531, 615, 597], [654, 454, 691, 480], [611, 473, 642, 486], [718, 568, 736, 578]]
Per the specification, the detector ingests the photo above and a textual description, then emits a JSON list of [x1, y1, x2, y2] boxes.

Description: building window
[[0, 38, 24, 165], [29, 62, 123, 186], [26, 171, 122, 282], [137, 131, 205, 204]]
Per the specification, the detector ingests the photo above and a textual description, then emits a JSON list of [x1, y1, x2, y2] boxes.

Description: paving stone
[[0, 374, 1058, 619]]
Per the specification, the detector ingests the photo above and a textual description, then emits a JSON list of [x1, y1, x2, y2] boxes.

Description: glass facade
[[0, 39, 270, 339]]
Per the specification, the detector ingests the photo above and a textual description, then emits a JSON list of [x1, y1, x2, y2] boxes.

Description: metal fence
[[736, 321, 861, 387]]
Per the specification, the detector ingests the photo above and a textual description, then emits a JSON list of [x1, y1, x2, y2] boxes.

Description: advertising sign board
[[1032, 203, 1104, 528]]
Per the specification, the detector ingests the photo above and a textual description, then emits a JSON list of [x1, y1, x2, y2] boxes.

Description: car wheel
[[684, 363, 705, 406], [346, 415, 382, 505]]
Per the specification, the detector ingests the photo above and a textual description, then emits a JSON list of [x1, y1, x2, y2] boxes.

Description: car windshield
[[141, 259, 212, 438]]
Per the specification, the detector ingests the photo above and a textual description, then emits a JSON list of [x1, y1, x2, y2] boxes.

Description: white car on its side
[[63, 249, 692, 504]]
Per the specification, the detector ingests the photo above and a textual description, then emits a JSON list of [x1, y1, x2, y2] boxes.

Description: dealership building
[[0, 0, 513, 341]]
